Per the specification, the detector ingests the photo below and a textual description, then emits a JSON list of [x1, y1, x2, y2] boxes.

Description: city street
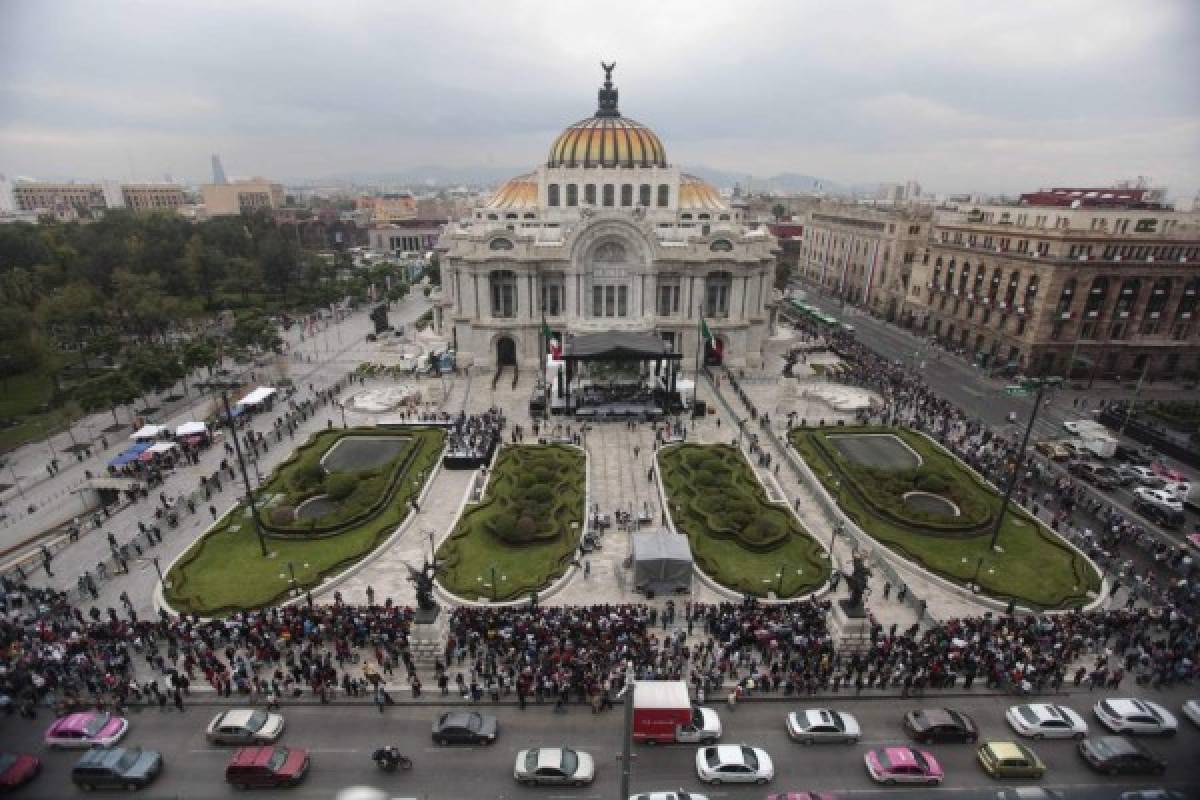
[[2, 690, 1198, 799]]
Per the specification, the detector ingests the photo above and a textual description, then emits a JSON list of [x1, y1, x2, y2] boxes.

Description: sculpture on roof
[[601, 61, 615, 84]]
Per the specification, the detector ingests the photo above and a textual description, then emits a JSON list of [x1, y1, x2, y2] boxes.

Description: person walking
[[173, 688, 184, 712]]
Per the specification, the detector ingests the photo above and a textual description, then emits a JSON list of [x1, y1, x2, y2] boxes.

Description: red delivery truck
[[632, 680, 722, 745]]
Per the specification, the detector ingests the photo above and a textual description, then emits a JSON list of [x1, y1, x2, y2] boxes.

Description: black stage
[[549, 331, 683, 419]]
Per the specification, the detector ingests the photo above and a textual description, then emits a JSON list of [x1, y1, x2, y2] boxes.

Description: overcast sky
[[2, 0, 1198, 199]]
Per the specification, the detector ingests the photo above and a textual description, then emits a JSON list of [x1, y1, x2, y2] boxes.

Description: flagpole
[[696, 303, 704, 378]]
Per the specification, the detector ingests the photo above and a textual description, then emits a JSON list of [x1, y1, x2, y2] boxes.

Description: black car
[[1078, 736, 1166, 776], [71, 747, 162, 791], [903, 708, 978, 743], [431, 711, 498, 745]]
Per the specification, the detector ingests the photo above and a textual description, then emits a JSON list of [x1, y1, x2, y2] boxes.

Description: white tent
[[237, 386, 277, 407], [147, 441, 178, 455], [175, 421, 208, 437], [129, 424, 168, 441], [631, 530, 693, 596]]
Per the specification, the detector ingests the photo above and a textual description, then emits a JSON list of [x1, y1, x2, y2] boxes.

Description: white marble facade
[[435, 68, 776, 371]]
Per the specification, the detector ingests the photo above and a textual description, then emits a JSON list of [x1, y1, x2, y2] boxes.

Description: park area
[[790, 425, 1101, 608], [436, 444, 585, 602], [164, 426, 445, 615], [657, 444, 829, 598]]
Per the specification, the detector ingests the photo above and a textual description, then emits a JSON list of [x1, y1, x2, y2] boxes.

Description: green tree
[[183, 338, 219, 376], [36, 281, 106, 373], [772, 203, 786, 220], [184, 233, 226, 309], [0, 307, 43, 378], [75, 371, 139, 426]]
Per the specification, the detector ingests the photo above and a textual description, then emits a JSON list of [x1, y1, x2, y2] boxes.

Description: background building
[[905, 188, 1200, 381], [200, 177, 284, 216], [12, 181, 106, 218], [797, 202, 932, 320], [120, 183, 187, 212], [357, 192, 418, 223], [436, 68, 775, 370]]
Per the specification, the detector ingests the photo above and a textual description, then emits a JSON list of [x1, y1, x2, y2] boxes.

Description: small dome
[[486, 173, 538, 210], [679, 174, 726, 211], [547, 65, 667, 169]]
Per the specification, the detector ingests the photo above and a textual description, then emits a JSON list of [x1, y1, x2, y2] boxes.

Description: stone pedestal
[[408, 610, 448, 668], [830, 600, 872, 655]]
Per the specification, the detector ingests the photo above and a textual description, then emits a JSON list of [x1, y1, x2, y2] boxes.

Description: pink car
[[44, 711, 129, 749], [864, 746, 943, 786]]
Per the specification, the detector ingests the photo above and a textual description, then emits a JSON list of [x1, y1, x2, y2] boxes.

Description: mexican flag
[[542, 320, 552, 340], [700, 318, 714, 345]]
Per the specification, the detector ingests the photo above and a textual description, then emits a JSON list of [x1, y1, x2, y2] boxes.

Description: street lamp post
[[618, 665, 635, 800], [279, 560, 310, 596], [140, 555, 166, 587], [1118, 357, 1151, 436], [337, 402, 347, 429], [828, 520, 844, 559], [986, 378, 1048, 552], [221, 391, 269, 557]]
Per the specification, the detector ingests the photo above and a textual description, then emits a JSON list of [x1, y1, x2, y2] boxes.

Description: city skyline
[[1, 0, 1198, 200]]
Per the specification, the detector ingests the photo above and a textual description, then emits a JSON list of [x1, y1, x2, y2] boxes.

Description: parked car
[[513, 747, 595, 786], [1005, 703, 1088, 739], [0, 752, 40, 791], [1118, 791, 1189, 800], [1093, 698, 1178, 735], [1115, 445, 1154, 466], [1112, 464, 1141, 486], [1124, 465, 1164, 485], [1069, 462, 1119, 490], [1182, 699, 1200, 727], [432, 711, 498, 745], [71, 747, 162, 791], [785, 709, 861, 744], [766, 794, 839, 800], [1078, 736, 1166, 775], [224, 746, 309, 789], [1161, 481, 1191, 503], [45, 711, 129, 748], [904, 708, 978, 743], [694, 745, 774, 785], [1035, 441, 1072, 461], [206, 709, 285, 745], [628, 792, 709, 800], [864, 746, 943, 786], [994, 790, 1064, 800], [977, 741, 1046, 779]]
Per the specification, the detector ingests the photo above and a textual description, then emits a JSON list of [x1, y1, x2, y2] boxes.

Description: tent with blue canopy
[[108, 442, 151, 467]]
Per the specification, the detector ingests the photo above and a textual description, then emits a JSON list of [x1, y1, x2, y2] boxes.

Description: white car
[[1132, 487, 1183, 512], [1005, 703, 1088, 739], [1126, 466, 1163, 486], [786, 708, 861, 743], [1183, 699, 1200, 728], [205, 709, 286, 745], [1161, 481, 1191, 502], [1093, 698, 1178, 735], [513, 747, 595, 786], [629, 793, 709, 800], [694, 745, 774, 785]]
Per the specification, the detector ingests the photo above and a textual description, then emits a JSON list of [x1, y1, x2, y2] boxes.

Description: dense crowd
[[445, 408, 504, 461]]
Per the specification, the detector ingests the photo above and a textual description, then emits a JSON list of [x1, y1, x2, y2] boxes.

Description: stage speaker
[[692, 401, 707, 418]]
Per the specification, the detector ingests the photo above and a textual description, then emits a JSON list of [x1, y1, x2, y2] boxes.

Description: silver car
[[206, 709, 285, 745], [785, 708, 861, 743], [513, 747, 595, 786]]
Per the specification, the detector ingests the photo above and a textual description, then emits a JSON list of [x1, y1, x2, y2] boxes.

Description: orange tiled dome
[[547, 64, 667, 169]]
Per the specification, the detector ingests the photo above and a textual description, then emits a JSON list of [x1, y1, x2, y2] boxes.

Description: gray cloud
[[1, 0, 1197, 200]]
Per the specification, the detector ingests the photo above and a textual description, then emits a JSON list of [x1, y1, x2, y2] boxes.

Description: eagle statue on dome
[[601, 61, 616, 83]]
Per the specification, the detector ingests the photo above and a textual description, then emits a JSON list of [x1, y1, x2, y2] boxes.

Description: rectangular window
[[617, 285, 628, 316], [657, 184, 669, 207], [639, 184, 651, 206], [602, 185, 615, 207], [566, 185, 578, 207], [621, 184, 633, 207], [585, 184, 596, 205], [541, 284, 562, 316], [592, 286, 603, 317], [657, 282, 680, 315]]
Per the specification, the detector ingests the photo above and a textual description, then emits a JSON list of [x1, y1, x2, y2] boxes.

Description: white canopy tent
[[146, 441, 179, 455], [129, 424, 168, 441], [237, 386, 278, 408], [175, 421, 208, 437]]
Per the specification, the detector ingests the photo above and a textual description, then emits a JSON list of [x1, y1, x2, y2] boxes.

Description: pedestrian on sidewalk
[[726, 687, 738, 711], [173, 688, 184, 712]]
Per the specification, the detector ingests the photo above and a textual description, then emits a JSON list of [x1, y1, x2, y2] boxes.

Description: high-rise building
[[211, 154, 228, 185], [120, 184, 187, 212], [12, 181, 107, 217], [905, 187, 1200, 381]]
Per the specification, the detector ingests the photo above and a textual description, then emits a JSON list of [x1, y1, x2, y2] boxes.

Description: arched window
[[657, 184, 669, 207], [489, 270, 517, 318], [602, 185, 615, 207], [709, 239, 733, 252], [488, 237, 513, 250], [585, 184, 596, 205], [547, 184, 560, 207], [639, 184, 651, 206], [566, 184, 578, 207], [620, 184, 633, 207]]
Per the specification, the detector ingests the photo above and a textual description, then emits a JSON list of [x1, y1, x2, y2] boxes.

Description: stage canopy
[[563, 331, 680, 362], [129, 424, 168, 441], [631, 530, 693, 595], [237, 386, 277, 407], [175, 421, 207, 437]]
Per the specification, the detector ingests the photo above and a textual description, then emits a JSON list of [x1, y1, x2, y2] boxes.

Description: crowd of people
[[444, 408, 504, 463]]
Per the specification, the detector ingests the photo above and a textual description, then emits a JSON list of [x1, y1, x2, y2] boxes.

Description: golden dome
[[547, 65, 667, 169], [679, 174, 726, 211], [485, 173, 538, 210]]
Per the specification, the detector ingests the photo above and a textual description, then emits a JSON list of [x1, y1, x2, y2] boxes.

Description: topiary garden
[[436, 444, 585, 601], [790, 425, 1101, 608], [657, 444, 829, 598]]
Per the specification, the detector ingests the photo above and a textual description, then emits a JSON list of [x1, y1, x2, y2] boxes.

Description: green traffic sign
[[1004, 385, 1030, 396]]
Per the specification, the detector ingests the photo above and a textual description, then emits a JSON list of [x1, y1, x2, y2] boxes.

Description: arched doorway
[[496, 336, 517, 367]]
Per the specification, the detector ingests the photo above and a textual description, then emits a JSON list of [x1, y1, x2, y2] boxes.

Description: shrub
[[323, 473, 357, 501], [524, 485, 554, 506], [915, 472, 949, 493], [291, 462, 325, 492], [742, 516, 787, 549], [487, 510, 519, 541], [270, 505, 296, 525]]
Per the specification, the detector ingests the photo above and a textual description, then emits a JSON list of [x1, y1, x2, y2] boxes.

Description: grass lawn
[[436, 445, 584, 601], [164, 427, 445, 615], [790, 426, 1100, 608], [0, 370, 58, 454], [658, 444, 829, 598]]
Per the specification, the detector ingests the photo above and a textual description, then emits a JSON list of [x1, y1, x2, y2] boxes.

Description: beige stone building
[[906, 188, 1200, 381], [797, 202, 932, 320], [357, 192, 417, 223], [120, 184, 186, 212], [200, 178, 284, 216], [12, 182, 106, 215]]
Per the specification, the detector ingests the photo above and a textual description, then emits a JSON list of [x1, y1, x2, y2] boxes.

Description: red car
[[768, 794, 838, 800], [0, 752, 40, 790], [224, 746, 309, 789]]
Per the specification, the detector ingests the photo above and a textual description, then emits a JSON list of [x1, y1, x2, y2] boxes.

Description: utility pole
[[618, 668, 635, 800], [987, 379, 1047, 551], [221, 391, 269, 557], [1118, 357, 1151, 436]]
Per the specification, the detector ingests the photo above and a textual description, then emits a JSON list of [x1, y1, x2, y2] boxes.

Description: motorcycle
[[371, 746, 412, 773]]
